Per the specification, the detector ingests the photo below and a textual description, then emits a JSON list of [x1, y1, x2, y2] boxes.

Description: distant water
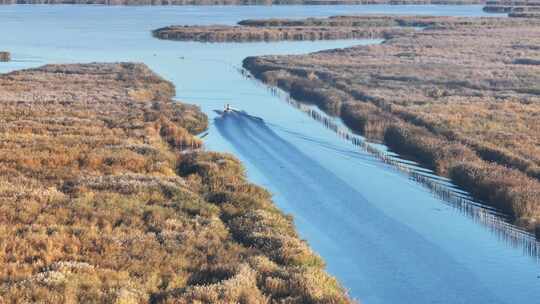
[[1, 5, 538, 304]]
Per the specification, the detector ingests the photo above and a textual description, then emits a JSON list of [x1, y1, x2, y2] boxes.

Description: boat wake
[[214, 110, 502, 304]]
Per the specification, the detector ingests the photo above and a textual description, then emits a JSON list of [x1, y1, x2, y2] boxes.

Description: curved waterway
[[1, 5, 538, 303]]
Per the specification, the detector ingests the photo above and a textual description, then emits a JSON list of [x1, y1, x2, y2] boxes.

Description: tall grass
[[0, 63, 352, 303], [242, 15, 540, 236]]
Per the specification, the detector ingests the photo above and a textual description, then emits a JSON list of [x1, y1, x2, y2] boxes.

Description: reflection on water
[[239, 68, 540, 262]]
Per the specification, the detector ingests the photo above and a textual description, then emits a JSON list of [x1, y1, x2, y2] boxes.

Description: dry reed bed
[[240, 16, 540, 236], [0, 63, 351, 303], [484, 0, 540, 17], [153, 15, 471, 43], [237, 15, 501, 27], [152, 25, 409, 42], [153, 16, 428, 43], [153, 15, 535, 43]]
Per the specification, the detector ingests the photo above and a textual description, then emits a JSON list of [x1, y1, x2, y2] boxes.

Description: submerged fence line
[[238, 67, 540, 260]]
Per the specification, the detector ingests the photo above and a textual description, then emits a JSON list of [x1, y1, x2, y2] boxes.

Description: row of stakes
[[238, 67, 540, 260]]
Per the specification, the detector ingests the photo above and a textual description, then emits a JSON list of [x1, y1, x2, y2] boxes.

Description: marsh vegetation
[[0, 63, 351, 303], [153, 15, 488, 43], [154, 14, 540, 236], [152, 24, 408, 43], [484, 0, 540, 18], [235, 15, 540, 236]]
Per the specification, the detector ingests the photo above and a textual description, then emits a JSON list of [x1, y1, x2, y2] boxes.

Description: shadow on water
[[236, 68, 540, 262], [214, 110, 505, 304]]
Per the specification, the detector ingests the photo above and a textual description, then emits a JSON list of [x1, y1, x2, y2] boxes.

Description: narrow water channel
[[0, 5, 538, 303]]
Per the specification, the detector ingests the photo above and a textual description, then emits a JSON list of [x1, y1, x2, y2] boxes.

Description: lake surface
[[1, 5, 538, 304]]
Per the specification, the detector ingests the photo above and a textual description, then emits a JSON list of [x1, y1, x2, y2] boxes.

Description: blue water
[[0, 5, 538, 304]]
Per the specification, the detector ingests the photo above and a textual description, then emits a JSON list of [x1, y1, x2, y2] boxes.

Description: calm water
[[1, 5, 538, 304]]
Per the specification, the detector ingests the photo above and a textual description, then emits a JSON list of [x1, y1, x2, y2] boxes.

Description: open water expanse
[[0, 4, 539, 303]]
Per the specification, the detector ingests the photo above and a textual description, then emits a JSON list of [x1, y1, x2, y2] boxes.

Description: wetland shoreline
[[0, 62, 351, 303], [3, 5, 540, 303], [154, 15, 540, 237], [242, 16, 540, 236]]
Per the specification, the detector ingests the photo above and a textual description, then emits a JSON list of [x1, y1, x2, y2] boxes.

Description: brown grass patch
[[242, 15, 540, 235]]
